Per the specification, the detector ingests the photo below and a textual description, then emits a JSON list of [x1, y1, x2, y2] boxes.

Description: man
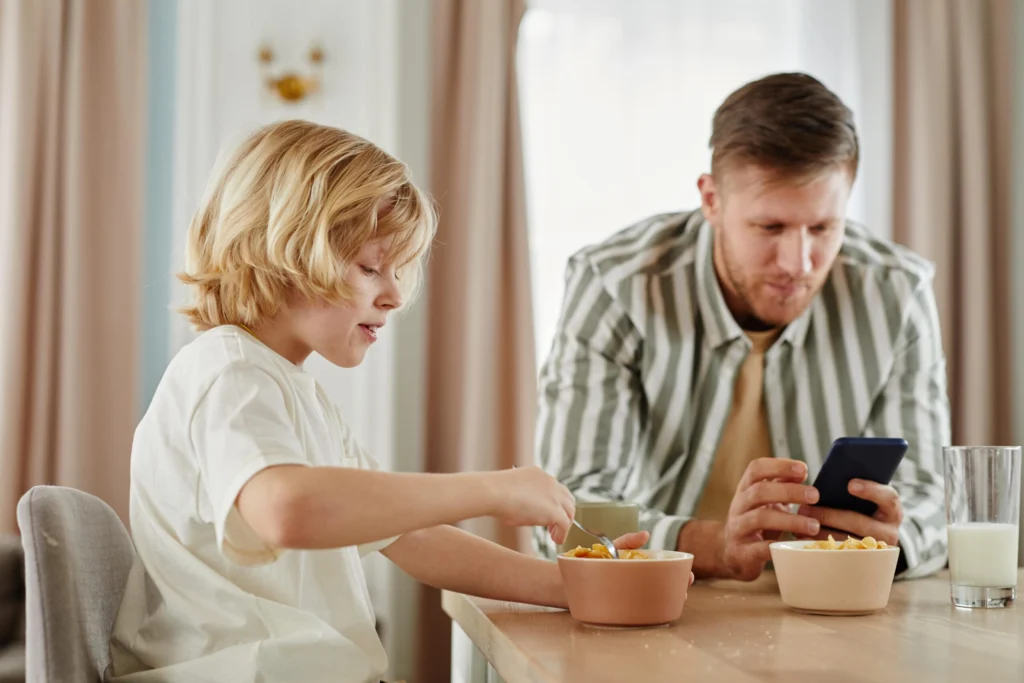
[[535, 73, 949, 580]]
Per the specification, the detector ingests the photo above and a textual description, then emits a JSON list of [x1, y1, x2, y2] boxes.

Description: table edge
[[442, 590, 557, 683]]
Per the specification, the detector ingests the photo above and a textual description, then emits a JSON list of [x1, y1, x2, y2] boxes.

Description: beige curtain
[[892, 0, 1014, 446], [420, 0, 533, 679], [0, 0, 146, 533]]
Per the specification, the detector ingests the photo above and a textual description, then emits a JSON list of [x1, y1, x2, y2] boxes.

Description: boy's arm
[[236, 464, 574, 551], [194, 363, 573, 562], [383, 525, 568, 608], [381, 527, 655, 608]]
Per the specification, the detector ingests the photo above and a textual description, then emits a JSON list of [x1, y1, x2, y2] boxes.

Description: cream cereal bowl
[[769, 539, 900, 615]]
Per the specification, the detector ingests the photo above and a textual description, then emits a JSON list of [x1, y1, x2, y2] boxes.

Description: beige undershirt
[[694, 328, 781, 522]]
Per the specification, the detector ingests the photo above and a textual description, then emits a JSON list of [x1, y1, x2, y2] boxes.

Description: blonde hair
[[178, 120, 436, 331]]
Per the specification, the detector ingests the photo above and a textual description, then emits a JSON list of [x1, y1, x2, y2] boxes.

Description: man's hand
[[797, 479, 902, 547], [718, 458, 821, 581]]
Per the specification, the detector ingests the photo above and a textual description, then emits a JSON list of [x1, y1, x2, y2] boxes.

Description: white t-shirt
[[109, 326, 396, 683]]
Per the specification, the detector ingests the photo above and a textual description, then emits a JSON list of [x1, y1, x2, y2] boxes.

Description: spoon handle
[[571, 519, 619, 559]]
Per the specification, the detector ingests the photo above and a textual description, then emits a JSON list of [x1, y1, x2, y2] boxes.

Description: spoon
[[571, 518, 619, 559]]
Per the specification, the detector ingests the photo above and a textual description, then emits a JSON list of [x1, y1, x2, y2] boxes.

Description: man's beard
[[722, 259, 808, 332], [735, 308, 777, 332], [720, 253, 783, 331]]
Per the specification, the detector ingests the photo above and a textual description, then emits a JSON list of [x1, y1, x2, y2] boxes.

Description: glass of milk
[[943, 446, 1021, 608]]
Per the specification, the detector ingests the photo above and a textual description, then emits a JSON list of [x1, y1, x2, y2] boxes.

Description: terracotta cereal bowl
[[557, 550, 694, 627], [769, 539, 900, 615]]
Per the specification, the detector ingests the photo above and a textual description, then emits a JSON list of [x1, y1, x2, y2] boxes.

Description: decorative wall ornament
[[257, 44, 325, 102]]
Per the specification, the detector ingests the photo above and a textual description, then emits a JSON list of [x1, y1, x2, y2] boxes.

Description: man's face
[[698, 165, 850, 329]]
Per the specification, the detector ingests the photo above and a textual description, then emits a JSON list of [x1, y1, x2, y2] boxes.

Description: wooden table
[[444, 570, 1024, 683]]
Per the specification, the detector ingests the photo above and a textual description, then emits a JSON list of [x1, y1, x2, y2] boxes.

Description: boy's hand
[[488, 466, 576, 545], [612, 530, 649, 550], [612, 531, 695, 590]]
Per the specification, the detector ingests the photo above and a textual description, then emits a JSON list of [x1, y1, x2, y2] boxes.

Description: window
[[518, 0, 892, 361]]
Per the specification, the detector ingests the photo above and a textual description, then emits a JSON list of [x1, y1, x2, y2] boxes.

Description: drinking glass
[[943, 446, 1021, 608]]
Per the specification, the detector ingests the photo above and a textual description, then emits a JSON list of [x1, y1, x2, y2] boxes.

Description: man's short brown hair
[[709, 72, 859, 183]]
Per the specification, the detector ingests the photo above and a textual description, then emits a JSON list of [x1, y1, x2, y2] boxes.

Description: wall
[[140, 0, 178, 412]]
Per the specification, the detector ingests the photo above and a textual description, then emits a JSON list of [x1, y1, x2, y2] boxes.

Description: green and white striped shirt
[[535, 210, 950, 578]]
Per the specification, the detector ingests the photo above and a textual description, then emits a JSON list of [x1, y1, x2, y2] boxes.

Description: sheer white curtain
[[518, 0, 893, 360]]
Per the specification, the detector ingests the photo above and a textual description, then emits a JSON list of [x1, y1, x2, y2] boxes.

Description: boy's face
[[291, 239, 403, 368]]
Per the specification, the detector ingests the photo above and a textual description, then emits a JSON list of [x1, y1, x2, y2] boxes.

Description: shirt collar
[[694, 219, 813, 350], [778, 297, 813, 348], [694, 221, 742, 349]]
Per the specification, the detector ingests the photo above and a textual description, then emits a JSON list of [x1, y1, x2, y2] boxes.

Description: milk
[[947, 523, 1019, 587]]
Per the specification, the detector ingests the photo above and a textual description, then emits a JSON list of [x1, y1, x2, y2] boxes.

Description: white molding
[[169, 0, 217, 355], [371, 0, 400, 155], [851, 0, 893, 241], [1012, 0, 1024, 566]]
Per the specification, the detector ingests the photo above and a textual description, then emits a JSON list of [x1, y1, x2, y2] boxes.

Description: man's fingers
[[738, 540, 775, 567], [848, 480, 902, 522], [732, 507, 820, 539], [737, 481, 818, 513], [802, 507, 899, 546], [738, 458, 808, 490], [793, 528, 849, 542]]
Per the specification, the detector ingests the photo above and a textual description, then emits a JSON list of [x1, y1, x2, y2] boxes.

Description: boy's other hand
[[612, 531, 695, 590], [612, 530, 649, 550], [488, 466, 575, 545]]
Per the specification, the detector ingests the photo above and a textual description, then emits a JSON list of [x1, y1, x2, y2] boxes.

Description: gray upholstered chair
[[16, 486, 135, 683], [0, 534, 25, 683]]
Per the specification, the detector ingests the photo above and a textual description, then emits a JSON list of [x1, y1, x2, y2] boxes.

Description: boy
[[109, 121, 668, 683]]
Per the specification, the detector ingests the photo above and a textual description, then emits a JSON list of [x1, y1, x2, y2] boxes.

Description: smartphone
[[811, 437, 908, 517]]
